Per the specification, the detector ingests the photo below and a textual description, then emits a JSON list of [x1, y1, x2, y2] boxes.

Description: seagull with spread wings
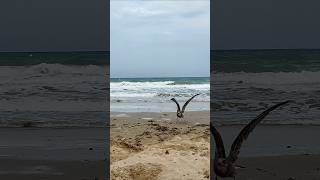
[[211, 100, 290, 180], [170, 94, 200, 119]]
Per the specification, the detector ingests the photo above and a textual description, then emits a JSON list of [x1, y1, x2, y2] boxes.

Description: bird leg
[[234, 176, 236, 180]]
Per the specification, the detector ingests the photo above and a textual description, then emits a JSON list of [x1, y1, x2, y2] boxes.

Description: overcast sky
[[212, 0, 320, 50], [0, 0, 108, 52], [111, 0, 210, 78]]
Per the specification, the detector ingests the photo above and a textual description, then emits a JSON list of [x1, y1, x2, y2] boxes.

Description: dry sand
[[110, 111, 210, 180], [111, 112, 320, 180]]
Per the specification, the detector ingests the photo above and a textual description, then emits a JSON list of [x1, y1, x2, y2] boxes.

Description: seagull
[[211, 100, 290, 180], [170, 94, 200, 119]]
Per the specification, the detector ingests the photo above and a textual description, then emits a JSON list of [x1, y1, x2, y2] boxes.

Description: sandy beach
[[110, 111, 210, 180], [111, 112, 320, 180], [0, 128, 107, 180]]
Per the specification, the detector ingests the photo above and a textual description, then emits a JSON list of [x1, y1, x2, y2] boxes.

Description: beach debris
[[203, 169, 210, 178], [89, 147, 93, 150], [165, 150, 169, 155], [211, 101, 290, 180], [286, 145, 292, 148], [171, 94, 200, 119]]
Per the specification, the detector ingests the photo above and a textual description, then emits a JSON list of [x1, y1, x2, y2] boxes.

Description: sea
[[111, 77, 210, 112], [211, 49, 320, 125], [3, 49, 319, 127], [0, 52, 109, 127]]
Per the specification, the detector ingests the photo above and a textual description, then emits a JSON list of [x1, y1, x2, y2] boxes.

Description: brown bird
[[171, 94, 200, 119], [211, 101, 290, 180]]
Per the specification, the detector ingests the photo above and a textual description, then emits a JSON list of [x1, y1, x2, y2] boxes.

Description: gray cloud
[[111, 0, 210, 78]]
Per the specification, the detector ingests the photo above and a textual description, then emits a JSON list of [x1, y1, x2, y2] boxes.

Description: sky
[[111, 0, 210, 78], [212, 0, 320, 50], [0, 0, 108, 52]]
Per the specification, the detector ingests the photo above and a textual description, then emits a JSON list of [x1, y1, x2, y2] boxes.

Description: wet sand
[[0, 159, 105, 180], [235, 154, 320, 180], [0, 128, 107, 180], [212, 125, 320, 180]]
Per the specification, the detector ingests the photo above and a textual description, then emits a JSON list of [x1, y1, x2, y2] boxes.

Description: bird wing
[[182, 94, 200, 113], [227, 100, 290, 163], [170, 98, 181, 112], [210, 122, 226, 158]]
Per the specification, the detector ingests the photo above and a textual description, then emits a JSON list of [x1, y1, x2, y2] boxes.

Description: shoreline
[[232, 154, 320, 180], [0, 127, 107, 179]]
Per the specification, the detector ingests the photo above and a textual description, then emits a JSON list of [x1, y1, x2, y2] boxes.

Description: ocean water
[[111, 77, 210, 112], [0, 52, 109, 127], [211, 49, 320, 125]]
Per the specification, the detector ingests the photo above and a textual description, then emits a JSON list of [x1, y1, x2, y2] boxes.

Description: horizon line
[[110, 76, 209, 79], [0, 50, 110, 53], [211, 48, 320, 51]]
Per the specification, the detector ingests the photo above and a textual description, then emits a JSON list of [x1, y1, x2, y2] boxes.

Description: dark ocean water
[[213, 49, 320, 73], [211, 49, 320, 125], [0, 51, 108, 66], [0, 52, 109, 127]]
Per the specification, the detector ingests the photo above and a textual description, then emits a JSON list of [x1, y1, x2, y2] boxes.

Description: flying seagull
[[211, 100, 290, 180], [170, 94, 200, 119]]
